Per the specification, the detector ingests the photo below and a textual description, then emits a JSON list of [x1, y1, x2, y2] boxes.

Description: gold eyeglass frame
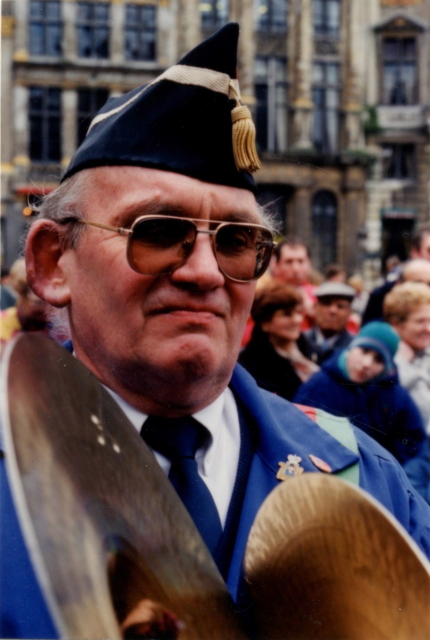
[[77, 215, 275, 283]]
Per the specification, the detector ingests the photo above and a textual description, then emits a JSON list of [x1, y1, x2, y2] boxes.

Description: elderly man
[[1, 24, 430, 638], [303, 282, 355, 365]]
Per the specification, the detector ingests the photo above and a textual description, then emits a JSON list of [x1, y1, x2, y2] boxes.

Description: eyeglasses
[[77, 215, 275, 283]]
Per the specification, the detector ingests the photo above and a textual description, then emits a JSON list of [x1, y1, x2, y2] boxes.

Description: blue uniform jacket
[[1, 364, 430, 638]]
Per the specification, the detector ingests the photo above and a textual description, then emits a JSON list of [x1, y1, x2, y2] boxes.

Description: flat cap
[[314, 282, 356, 299]]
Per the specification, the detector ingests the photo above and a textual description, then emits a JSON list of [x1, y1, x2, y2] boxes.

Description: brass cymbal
[[2, 334, 247, 640], [244, 473, 430, 640]]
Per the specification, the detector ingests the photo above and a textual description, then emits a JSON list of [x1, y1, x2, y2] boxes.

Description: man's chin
[[167, 340, 226, 379], [152, 333, 235, 383], [132, 346, 232, 412]]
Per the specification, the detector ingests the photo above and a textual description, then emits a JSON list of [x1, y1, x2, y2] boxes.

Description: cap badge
[[309, 454, 332, 473], [277, 455, 304, 481]]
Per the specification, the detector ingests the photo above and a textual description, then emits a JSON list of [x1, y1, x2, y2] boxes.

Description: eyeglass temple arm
[[77, 219, 133, 236]]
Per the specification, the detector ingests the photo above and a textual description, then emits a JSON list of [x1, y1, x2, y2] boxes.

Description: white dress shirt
[[105, 386, 241, 527]]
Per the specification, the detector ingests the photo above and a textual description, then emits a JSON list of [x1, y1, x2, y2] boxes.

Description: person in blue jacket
[[294, 321, 427, 475], [2, 24, 430, 639]]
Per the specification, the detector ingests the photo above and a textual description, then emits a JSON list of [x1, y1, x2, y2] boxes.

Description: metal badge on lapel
[[277, 454, 304, 481]]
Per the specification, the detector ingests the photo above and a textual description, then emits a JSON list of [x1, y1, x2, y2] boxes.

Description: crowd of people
[[237, 229, 430, 502]]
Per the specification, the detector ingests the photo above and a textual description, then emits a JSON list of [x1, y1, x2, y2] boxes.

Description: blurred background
[[1, 0, 429, 286]]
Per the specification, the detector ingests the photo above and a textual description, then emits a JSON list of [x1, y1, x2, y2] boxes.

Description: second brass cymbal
[[245, 473, 430, 640]]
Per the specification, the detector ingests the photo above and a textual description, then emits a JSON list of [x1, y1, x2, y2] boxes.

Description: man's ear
[[25, 220, 72, 307]]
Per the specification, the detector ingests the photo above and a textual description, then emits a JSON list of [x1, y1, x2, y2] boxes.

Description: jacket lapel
[[226, 364, 359, 599]]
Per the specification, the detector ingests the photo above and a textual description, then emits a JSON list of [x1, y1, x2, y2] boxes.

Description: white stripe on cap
[[87, 65, 241, 135]]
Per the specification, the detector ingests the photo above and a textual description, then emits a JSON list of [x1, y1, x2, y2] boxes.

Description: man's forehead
[[82, 166, 260, 224], [405, 268, 430, 282], [281, 245, 308, 260]]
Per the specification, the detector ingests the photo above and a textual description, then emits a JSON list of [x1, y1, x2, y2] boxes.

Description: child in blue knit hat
[[294, 321, 428, 497], [338, 321, 400, 383]]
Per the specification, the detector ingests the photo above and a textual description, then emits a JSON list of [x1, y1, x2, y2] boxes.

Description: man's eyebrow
[[112, 202, 185, 227], [112, 204, 262, 227]]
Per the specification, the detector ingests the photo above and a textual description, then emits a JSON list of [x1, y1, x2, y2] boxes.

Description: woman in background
[[384, 281, 430, 431], [239, 281, 319, 401]]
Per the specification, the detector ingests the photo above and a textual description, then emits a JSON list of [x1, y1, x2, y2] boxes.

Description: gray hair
[[257, 203, 280, 236], [30, 170, 95, 249]]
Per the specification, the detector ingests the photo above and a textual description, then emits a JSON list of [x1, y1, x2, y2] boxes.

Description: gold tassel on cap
[[231, 104, 261, 173]]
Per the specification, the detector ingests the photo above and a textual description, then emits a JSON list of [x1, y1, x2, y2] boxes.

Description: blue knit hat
[[62, 23, 259, 192], [346, 321, 400, 375]]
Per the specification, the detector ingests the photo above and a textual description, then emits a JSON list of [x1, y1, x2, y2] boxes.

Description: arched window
[[312, 190, 337, 270]]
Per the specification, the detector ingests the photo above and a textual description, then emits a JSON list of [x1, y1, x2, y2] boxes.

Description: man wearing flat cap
[[303, 281, 356, 365], [1, 24, 430, 637]]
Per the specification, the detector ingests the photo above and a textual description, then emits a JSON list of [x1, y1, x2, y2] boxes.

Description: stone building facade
[[364, 0, 430, 278], [1, 0, 429, 279]]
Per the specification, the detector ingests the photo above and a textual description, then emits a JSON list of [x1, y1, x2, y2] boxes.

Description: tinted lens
[[127, 217, 196, 275], [215, 224, 273, 281]]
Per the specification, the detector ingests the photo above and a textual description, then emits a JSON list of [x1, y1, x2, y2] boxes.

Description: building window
[[313, 0, 340, 38], [199, 0, 229, 29], [312, 61, 340, 154], [382, 37, 417, 105], [255, 0, 288, 33], [125, 4, 157, 61], [29, 87, 61, 162], [312, 190, 337, 269], [77, 89, 109, 147], [382, 144, 415, 180], [29, 1, 62, 56], [255, 57, 288, 153], [77, 2, 110, 59]]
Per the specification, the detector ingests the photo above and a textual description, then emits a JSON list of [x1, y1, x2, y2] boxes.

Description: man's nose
[[169, 233, 225, 289]]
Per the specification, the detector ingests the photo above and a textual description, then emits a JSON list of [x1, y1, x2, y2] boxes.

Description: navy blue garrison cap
[[62, 23, 260, 192]]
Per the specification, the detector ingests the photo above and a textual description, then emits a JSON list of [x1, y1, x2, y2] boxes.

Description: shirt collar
[[103, 385, 226, 476], [104, 386, 224, 431]]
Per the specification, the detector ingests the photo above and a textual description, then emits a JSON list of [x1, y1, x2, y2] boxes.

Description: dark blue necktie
[[141, 415, 223, 555]]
